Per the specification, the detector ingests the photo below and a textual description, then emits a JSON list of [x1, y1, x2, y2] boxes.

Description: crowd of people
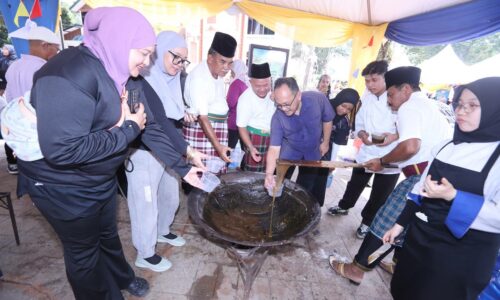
[[0, 6, 498, 300]]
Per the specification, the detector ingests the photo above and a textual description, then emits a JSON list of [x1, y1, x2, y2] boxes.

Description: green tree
[[0, 24, 9, 47], [61, 7, 73, 30]]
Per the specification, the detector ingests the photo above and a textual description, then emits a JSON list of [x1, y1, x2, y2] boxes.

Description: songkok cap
[[210, 32, 237, 58], [384, 66, 421, 89], [9, 20, 60, 45], [249, 63, 271, 79]]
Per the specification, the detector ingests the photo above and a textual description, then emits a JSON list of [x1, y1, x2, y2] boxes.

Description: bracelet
[[186, 146, 196, 161]]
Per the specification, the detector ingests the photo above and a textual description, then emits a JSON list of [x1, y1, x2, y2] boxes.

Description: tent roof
[[251, 0, 471, 25]]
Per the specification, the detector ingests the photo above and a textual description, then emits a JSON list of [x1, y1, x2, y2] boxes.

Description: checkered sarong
[[183, 120, 228, 173], [243, 132, 270, 173], [370, 174, 421, 239]]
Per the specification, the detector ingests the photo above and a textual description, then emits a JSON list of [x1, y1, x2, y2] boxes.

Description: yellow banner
[[348, 23, 389, 93]]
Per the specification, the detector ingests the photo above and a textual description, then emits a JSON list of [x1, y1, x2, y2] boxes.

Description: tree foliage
[[403, 31, 500, 66]]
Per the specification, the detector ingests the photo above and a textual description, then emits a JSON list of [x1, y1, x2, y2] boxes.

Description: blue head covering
[[144, 31, 187, 120]]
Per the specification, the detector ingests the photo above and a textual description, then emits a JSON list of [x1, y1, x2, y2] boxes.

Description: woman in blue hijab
[[125, 31, 205, 273]]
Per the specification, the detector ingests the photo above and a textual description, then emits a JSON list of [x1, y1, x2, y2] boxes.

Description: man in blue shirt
[[265, 77, 334, 204]]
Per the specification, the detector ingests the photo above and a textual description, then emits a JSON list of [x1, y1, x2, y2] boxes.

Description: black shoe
[[7, 164, 18, 175], [126, 277, 149, 297], [356, 224, 370, 239], [327, 205, 349, 216]]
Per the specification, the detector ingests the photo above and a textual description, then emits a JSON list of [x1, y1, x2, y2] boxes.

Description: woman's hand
[[359, 131, 373, 146], [383, 224, 404, 244], [124, 102, 147, 130], [182, 167, 203, 189], [421, 175, 457, 201], [187, 147, 207, 170], [183, 112, 197, 123]]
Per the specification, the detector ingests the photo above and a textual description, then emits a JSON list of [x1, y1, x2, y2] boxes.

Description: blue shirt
[[270, 91, 334, 160]]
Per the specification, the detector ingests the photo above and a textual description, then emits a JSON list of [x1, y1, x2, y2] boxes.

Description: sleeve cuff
[[118, 120, 141, 144], [445, 190, 484, 238]]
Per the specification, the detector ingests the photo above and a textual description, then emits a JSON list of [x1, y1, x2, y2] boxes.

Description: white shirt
[[412, 140, 500, 233], [355, 91, 399, 174], [184, 60, 228, 116], [397, 92, 452, 168], [236, 88, 275, 131]]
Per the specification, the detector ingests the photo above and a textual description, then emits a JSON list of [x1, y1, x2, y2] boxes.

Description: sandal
[[328, 255, 363, 286], [379, 261, 396, 275]]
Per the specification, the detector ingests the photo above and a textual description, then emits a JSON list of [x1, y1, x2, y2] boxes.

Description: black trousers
[[4, 143, 17, 164], [228, 129, 240, 149], [338, 168, 399, 226], [30, 183, 134, 300], [285, 166, 320, 205]]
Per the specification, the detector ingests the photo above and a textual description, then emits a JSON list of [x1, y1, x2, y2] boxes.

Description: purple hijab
[[83, 7, 156, 93]]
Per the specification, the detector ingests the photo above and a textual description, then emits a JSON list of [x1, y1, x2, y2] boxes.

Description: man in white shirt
[[183, 32, 237, 172], [236, 63, 275, 172], [328, 61, 400, 240], [329, 66, 452, 285]]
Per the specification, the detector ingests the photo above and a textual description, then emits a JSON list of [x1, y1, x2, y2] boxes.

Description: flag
[[30, 0, 42, 19], [13, 0, 30, 27], [0, 0, 61, 55]]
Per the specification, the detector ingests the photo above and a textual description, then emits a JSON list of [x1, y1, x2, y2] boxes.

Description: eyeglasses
[[275, 92, 298, 110], [168, 50, 190, 67], [452, 102, 480, 113]]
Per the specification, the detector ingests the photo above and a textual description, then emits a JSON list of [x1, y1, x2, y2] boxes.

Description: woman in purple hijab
[[17, 7, 202, 299]]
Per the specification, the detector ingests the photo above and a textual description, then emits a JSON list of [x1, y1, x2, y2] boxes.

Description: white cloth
[[0, 91, 43, 161], [236, 88, 275, 131], [355, 91, 399, 174], [184, 60, 228, 116], [396, 92, 452, 168], [125, 149, 180, 258], [411, 140, 500, 233]]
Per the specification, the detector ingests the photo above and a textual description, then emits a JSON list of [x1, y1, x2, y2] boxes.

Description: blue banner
[[0, 0, 60, 55]]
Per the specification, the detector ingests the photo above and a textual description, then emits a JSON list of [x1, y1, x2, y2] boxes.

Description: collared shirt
[[236, 88, 275, 131], [270, 91, 334, 160], [397, 91, 452, 168], [184, 60, 228, 116], [5, 54, 46, 102], [355, 90, 399, 173]]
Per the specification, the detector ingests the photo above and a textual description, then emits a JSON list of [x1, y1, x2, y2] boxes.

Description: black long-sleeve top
[[18, 45, 189, 189], [127, 76, 188, 154]]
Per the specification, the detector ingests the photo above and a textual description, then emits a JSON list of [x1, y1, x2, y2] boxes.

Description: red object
[[367, 35, 374, 47], [30, 0, 42, 19]]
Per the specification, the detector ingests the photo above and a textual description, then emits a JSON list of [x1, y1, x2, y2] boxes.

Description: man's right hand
[[216, 144, 232, 163], [264, 173, 276, 190], [249, 147, 262, 162]]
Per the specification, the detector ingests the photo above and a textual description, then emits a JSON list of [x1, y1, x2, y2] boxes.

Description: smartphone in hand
[[128, 89, 140, 113]]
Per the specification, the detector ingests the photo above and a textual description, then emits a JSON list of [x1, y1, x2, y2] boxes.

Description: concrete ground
[[0, 141, 394, 300]]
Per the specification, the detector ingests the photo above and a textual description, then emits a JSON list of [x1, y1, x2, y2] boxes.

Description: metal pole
[[58, 15, 65, 49]]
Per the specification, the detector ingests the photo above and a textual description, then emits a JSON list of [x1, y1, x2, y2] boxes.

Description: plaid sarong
[[370, 174, 421, 239], [243, 130, 270, 173], [183, 119, 228, 173]]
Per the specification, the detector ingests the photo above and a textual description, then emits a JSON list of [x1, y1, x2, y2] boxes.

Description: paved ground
[[0, 141, 394, 299]]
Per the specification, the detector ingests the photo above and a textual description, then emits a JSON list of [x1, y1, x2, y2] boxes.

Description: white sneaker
[[135, 256, 172, 272], [157, 233, 186, 246], [356, 224, 370, 239]]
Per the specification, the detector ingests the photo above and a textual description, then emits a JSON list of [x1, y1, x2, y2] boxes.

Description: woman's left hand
[[421, 175, 457, 201], [189, 149, 207, 170], [183, 167, 204, 189]]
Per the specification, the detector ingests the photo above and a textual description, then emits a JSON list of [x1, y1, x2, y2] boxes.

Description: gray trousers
[[125, 149, 180, 259]]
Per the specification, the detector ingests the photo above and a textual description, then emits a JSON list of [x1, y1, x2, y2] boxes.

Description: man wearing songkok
[[236, 63, 275, 172], [184, 32, 237, 173]]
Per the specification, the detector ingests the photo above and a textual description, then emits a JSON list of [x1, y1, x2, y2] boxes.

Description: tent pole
[[366, 0, 372, 25]]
